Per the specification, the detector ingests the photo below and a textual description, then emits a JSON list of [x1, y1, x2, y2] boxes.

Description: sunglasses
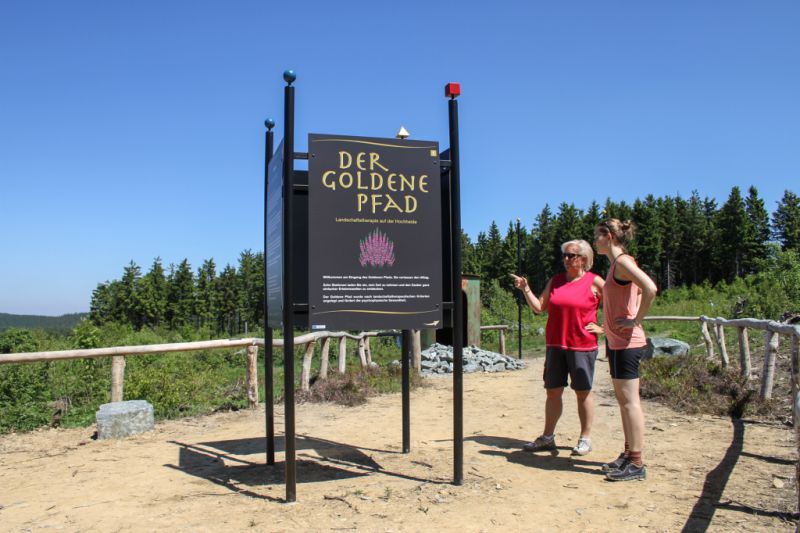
[[562, 253, 581, 260]]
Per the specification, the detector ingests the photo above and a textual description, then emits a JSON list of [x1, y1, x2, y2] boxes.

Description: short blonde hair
[[561, 239, 594, 270]]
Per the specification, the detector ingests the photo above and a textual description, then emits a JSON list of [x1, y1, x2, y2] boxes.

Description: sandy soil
[[1, 353, 797, 532]]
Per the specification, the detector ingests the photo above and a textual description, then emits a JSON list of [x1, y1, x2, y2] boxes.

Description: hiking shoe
[[605, 461, 646, 481], [571, 437, 592, 456], [601, 452, 628, 472], [522, 435, 556, 452]]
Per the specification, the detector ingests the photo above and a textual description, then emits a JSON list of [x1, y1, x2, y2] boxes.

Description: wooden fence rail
[[480, 324, 508, 355], [0, 330, 403, 407], [644, 316, 800, 401]]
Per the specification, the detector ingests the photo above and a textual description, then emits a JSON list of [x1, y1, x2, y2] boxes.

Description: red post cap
[[445, 82, 461, 98]]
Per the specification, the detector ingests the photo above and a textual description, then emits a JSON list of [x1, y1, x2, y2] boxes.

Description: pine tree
[[658, 196, 679, 289], [89, 282, 117, 325], [461, 230, 480, 275], [527, 205, 556, 290], [480, 222, 504, 286], [167, 260, 194, 328], [715, 186, 749, 282], [582, 201, 605, 276], [773, 190, 800, 252], [632, 196, 662, 285], [195, 259, 217, 331], [743, 186, 770, 274], [237, 250, 262, 333], [119, 261, 143, 328], [603, 198, 633, 223], [499, 222, 522, 291], [474, 231, 488, 280], [216, 265, 240, 335], [553, 202, 584, 269], [674, 192, 709, 285], [138, 258, 167, 328]]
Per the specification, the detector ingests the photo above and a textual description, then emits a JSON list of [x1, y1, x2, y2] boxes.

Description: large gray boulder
[[650, 337, 690, 358], [96, 400, 155, 440]]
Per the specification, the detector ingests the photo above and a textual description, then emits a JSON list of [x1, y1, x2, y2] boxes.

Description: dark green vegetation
[[0, 326, 413, 433], [83, 186, 799, 338], [464, 186, 800, 309], [2, 186, 798, 434], [0, 312, 87, 334]]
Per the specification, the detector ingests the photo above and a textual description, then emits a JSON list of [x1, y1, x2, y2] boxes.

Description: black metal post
[[401, 329, 411, 453], [517, 218, 522, 359], [264, 118, 275, 466], [448, 91, 464, 486], [282, 70, 296, 503]]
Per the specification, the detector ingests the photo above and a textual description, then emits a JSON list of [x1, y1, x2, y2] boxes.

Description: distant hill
[[0, 312, 87, 334]]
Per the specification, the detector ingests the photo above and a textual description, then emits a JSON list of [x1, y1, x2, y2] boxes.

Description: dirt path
[[0, 353, 797, 532]]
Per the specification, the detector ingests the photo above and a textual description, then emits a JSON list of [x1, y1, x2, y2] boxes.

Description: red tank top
[[545, 272, 600, 350]]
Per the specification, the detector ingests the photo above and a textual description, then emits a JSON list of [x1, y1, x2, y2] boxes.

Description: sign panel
[[266, 139, 284, 328], [308, 134, 443, 330]]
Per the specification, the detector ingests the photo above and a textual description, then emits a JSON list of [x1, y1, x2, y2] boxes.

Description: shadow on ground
[[166, 435, 446, 501], [468, 435, 606, 476], [682, 418, 798, 531]]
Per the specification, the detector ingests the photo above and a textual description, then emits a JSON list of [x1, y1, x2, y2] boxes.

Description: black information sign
[[266, 139, 284, 328], [308, 134, 442, 330]]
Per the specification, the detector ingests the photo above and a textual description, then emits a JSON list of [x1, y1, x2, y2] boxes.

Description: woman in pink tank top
[[511, 239, 604, 457], [593, 219, 657, 482]]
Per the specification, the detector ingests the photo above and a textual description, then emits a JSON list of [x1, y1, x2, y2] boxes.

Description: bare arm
[[510, 273, 551, 314], [585, 275, 605, 334], [614, 256, 657, 328]]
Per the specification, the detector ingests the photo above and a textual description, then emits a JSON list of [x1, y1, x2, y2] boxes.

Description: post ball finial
[[283, 70, 296, 84], [265, 118, 275, 130]]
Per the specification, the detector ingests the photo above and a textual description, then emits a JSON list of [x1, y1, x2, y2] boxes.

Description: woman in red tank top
[[593, 219, 657, 482], [511, 239, 604, 456]]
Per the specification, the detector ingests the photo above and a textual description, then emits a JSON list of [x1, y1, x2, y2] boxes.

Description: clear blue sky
[[2, 1, 798, 316]]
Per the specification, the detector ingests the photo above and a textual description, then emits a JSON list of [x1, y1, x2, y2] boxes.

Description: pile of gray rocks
[[418, 343, 526, 375]]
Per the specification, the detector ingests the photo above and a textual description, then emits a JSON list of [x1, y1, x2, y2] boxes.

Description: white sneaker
[[571, 437, 592, 456]]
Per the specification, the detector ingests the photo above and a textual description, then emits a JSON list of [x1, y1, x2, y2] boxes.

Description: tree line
[[462, 186, 800, 295], [89, 251, 263, 334], [89, 186, 799, 333]]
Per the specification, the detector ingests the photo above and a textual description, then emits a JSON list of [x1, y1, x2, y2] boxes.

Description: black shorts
[[606, 342, 651, 379], [543, 347, 598, 391]]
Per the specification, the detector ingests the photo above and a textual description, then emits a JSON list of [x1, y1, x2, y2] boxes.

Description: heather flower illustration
[[359, 228, 396, 267]]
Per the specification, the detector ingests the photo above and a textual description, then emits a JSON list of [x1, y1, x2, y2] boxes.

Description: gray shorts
[[543, 347, 598, 391]]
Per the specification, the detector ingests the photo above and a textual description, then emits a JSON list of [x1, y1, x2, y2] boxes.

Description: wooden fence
[[645, 315, 800, 402], [480, 324, 509, 355], [0, 330, 410, 408]]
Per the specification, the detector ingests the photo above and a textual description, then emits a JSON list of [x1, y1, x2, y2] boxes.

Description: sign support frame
[[264, 74, 465, 500]]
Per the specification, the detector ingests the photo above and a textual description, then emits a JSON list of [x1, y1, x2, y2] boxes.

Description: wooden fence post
[[737, 327, 751, 379], [338, 337, 347, 374], [365, 337, 373, 365], [357, 338, 368, 368], [760, 331, 780, 400], [412, 329, 422, 373], [714, 323, 729, 368], [111, 355, 126, 403], [499, 328, 506, 355], [319, 337, 331, 380], [301, 341, 316, 392], [245, 345, 259, 408], [700, 319, 715, 358]]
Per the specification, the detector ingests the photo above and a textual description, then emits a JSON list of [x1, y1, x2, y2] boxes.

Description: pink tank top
[[545, 272, 600, 350], [603, 256, 647, 350]]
